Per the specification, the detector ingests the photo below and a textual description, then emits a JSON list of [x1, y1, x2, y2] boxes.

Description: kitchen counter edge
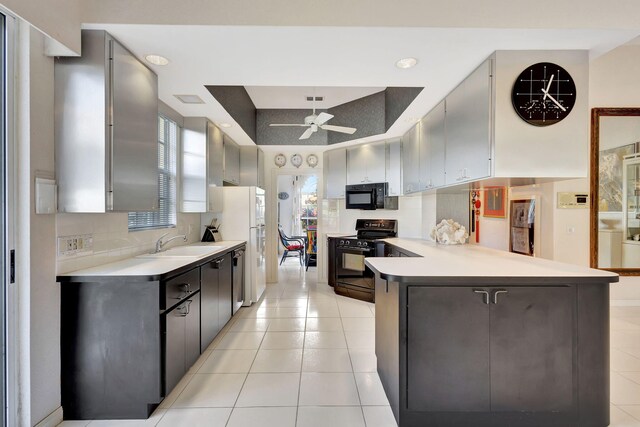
[[57, 241, 246, 283]]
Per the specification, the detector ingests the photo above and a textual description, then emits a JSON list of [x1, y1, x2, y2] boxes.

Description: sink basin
[[137, 245, 224, 259]]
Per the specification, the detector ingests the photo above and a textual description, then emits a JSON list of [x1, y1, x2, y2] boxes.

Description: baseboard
[[34, 406, 63, 427], [611, 299, 640, 307]]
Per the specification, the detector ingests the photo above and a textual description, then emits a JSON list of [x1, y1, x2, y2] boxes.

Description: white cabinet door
[[324, 148, 347, 199], [346, 146, 368, 185], [402, 124, 420, 194], [445, 59, 492, 185], [386, 139, 402, 196], [366, 141, 387, 183], [223, 136, 241, 185], [420, 100, 446, 189]]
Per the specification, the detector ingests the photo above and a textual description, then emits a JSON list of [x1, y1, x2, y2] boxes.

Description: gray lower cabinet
[[59, 245, 243, 420], [164, 291, 201, 395], [375, 268, 609, 427], [407, 286, 574, 417], [200, 253, 233, 352]]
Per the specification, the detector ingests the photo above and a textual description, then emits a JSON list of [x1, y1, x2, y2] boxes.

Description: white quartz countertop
[[366, 238, 619, 281], [57, 241, 245, 278]]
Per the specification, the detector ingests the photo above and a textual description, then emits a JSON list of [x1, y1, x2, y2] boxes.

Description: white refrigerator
[[221, 186, 266, 305]]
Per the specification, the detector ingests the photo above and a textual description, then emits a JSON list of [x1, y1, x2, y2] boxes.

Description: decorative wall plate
[[306, 153, 319, 168], [291, 153, 303, 168], [274, 153, 287, 167]]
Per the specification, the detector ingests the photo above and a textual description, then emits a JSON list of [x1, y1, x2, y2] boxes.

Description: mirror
[[591, 108, 640, 274]]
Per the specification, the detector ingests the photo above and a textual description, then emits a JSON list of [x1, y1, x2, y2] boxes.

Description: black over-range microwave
[[345, 183, 388, 210]]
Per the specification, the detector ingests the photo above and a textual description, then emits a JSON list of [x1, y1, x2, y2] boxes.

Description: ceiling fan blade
[[314, 112, 334, 126], [320, 124, 357, 134], [299, 127, 315, 140], [270, 124, 310, 127]]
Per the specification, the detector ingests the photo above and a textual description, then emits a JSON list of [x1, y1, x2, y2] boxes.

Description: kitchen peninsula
[[367, 238, 618, 427]]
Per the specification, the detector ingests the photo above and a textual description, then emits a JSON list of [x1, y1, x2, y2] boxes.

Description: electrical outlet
[[58, 234, 94, 257]]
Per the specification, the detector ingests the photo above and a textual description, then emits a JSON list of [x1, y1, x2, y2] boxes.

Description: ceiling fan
[[269, 107, 357, 140]]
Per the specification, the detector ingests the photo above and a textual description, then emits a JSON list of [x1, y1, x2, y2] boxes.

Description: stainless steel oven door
[[335, 246, 375, 289]]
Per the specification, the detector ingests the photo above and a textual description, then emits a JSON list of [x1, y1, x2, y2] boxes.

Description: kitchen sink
[[137, 245, 224, 259]]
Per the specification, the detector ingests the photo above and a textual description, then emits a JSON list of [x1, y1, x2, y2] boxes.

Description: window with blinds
[[128, 115, 177, 230]]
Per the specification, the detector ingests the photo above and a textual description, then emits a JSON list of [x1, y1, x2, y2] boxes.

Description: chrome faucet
[[154, 232, 187, 253]]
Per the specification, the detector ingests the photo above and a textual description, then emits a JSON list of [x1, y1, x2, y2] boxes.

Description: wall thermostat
[[557, 192, 589, 209]]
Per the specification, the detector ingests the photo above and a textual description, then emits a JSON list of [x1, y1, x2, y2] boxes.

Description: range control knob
[[363, 242, 368, 247], [357, 241, 362, 246], [345, 240, 350, 245], [339, 240, 344, 245]]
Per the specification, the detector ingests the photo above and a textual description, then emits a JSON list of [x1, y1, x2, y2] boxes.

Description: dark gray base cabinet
[[375, 277, 610, 427], [200, 253, 232, 353], [59, 244, 245, 420]]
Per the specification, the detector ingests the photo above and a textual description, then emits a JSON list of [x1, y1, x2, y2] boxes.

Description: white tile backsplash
[[335, 196, 423, 238], [56, 213, 201, 274]]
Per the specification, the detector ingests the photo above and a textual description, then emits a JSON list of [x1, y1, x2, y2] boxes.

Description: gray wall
[[257, 109, 329, 145], [205, 85, 256, 141], [327, 91, 385, 144], [385, 87, 424, 130]]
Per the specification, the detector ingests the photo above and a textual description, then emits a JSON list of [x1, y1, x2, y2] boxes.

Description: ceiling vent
[[174, 94, 205, 104], [306, 96, 324, 102]]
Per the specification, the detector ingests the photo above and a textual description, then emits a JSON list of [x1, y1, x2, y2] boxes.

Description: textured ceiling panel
[[327, 91, 386, 145], [257, 109, 329, 145]]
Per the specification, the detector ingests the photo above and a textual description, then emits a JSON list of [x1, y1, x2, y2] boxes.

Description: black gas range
[[330, 219, 397, 302]]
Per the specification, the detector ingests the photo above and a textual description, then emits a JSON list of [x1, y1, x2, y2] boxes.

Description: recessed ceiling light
[[145, 54, 170, 66], [174, 94, 205, 104], [219, 123, 232, 128], [396, 57, 418, 69]]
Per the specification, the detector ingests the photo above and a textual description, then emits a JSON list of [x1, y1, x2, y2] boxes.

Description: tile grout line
[[340, 307, 368, 426]]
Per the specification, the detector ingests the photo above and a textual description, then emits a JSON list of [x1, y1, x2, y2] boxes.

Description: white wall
[[590, 43, 640, 304], [1, 0, 81, 55], [15, 24, 61, 427]]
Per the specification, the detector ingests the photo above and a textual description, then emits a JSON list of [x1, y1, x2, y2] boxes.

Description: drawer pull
[[473, 289, 489, 304], [493, 289, 508, 304]]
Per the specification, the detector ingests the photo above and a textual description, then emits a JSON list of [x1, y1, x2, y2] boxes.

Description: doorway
[[277, 174, 318, 269]]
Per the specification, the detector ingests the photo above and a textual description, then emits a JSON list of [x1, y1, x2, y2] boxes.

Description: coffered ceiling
[[82, 24, 640, 148]]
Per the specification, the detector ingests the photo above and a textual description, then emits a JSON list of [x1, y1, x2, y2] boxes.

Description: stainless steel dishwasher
[[232, 247, 245, 314]]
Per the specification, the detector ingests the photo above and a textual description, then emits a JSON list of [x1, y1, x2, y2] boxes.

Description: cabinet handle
[[492, 289, 508, 304], [178, 300, 191, 317], [473, 289, 490, 304]]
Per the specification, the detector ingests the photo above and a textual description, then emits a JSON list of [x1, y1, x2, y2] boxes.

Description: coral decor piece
[[430, 219, 469, 245]]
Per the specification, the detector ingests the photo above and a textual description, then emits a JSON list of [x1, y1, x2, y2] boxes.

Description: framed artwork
[[510, 198, 536, 256], [484, 186, 506, 218]]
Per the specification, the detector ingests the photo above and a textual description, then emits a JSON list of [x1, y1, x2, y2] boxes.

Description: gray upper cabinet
[[323, 148, 347, 199], [347, 142, 386, 185], [181, 118, 224, 213], [445, 59, 492, 185], [240, 146, 265, 188], [420, 100, 446, 190], [223, 136, 240, 185], [55, 30, 159, 213], [386, 139, 402, 196], [402, 124, 420, 194]]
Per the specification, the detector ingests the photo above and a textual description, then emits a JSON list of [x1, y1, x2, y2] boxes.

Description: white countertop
[[57, 241, 245, 278], [366, 238, 619, 280]]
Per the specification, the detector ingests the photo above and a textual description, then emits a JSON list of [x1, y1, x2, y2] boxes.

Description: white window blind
[[128, 115, 177, 230]]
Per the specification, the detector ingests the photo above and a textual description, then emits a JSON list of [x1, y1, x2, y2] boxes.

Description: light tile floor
[[59, 260, 640, 426]]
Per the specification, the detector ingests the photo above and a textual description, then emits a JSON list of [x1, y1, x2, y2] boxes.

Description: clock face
[[291, 153, 303, 168], [274, 153, 287, 167], [511, 62, 576, 126], [306, 154, 319, 168]]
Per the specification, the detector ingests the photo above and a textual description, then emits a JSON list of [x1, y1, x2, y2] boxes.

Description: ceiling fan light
[[396, 57, 418, 69]]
